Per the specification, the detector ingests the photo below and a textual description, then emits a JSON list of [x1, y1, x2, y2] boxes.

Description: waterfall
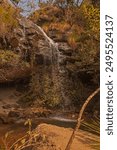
[[8, 0, 68, 107], [33, 17, 72, 108], [33, 24, 64, 106]]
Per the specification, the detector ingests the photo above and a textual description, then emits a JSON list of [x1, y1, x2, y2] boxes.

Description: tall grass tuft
[[81, 116, 100, 150]]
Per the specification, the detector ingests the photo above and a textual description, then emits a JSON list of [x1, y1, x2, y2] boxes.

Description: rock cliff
[[0, 1, 99, 110]]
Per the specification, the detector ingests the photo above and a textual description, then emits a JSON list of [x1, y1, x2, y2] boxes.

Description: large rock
[[0, 17, 56, 83], [32, 123, 97, 150], [0, 12, 99, 110]]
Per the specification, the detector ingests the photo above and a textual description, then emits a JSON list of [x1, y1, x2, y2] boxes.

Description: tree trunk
[[65, 87, 100, 150]]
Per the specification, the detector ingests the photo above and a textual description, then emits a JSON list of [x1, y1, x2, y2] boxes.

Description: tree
[[0, 1, 19, 37], [65, 88, 100, 150]]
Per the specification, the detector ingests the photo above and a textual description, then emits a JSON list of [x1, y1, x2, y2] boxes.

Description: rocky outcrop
[[7, 18, 56, 61], [0, 15, 65, 106], [44, 30, 100, 108], [0, 17, 57, 83], [0, 1, 99, 109]]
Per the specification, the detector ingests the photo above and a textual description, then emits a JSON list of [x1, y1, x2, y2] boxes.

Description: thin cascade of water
[[53, 43, 70, 108], [33, 24, 65, 106], [7, 0, 67, 107], [51, 43, 65, 105]]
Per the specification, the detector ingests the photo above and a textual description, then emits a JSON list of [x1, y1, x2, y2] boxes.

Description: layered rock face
[[46, 30, 99, 109], [0, 13, 99, 109], [0, 18, 56, 83], [0, 17, 63, 106]]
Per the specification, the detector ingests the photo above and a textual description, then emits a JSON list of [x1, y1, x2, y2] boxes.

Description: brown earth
[[34, 123, 99, 150]]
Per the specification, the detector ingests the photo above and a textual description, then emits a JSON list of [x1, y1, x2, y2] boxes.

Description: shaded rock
[[8, 110, 21, 118], [0, 66, 31, 83], [15, 28, 24, 37], [0, 17, 55, 83], [2, 104, 12, 109], [58, 42, 72, 56], [48, 31, 67, 42], [25, 28, 37, 36], [10, 37, 19, 48], [0, 113, 13, 124]]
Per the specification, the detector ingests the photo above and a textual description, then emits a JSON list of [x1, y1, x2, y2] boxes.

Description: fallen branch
[[65, 87, 100, 150]]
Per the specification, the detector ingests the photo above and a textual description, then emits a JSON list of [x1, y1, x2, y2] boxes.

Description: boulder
[[0, 17, 55, 83]]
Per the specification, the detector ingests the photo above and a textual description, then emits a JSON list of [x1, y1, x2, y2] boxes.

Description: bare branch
[[65, 87, 100, 150]]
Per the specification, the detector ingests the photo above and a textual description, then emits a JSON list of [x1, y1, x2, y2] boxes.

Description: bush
[[0, 50, 30, 68], [0, 50, 19, 67], [0, 2, 19, 36]]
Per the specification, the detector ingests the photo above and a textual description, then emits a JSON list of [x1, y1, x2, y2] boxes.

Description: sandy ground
[[36, 124, 99, 150], [0, 88, 99, 150]]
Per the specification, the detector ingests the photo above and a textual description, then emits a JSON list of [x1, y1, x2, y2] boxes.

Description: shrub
[[0, 50, 30, 68], [0, 50, 20, 67], [0, 2, 19, 36]]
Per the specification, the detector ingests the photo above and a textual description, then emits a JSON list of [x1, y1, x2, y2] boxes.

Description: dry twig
[[65, 87, 100, 150]]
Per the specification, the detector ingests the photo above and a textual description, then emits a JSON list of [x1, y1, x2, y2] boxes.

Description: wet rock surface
[[0, 13, 99, 111]]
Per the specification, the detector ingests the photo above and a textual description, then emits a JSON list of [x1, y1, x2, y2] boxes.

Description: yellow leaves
[[24, 118, 32, 126], [60, 22, 71, 32], [33, 133, 38, 142], [5, 131, 14, 139], [24, 118, 32, 137], [0, 50, 19, 66], [67, 32, 79, 50], [81, 4, 100, 37], [0, 7, 4, 14], [0, 50, 30, 69], [3, 119, 41, 150], [12, 138, 26, 150], [21, 138, 26, 144], [42, 23, 50, 32], [42, 21, 71, 34], [30, 4, 64, 27], [0, 3, 18, 35], [30, 11, 40, 23]]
